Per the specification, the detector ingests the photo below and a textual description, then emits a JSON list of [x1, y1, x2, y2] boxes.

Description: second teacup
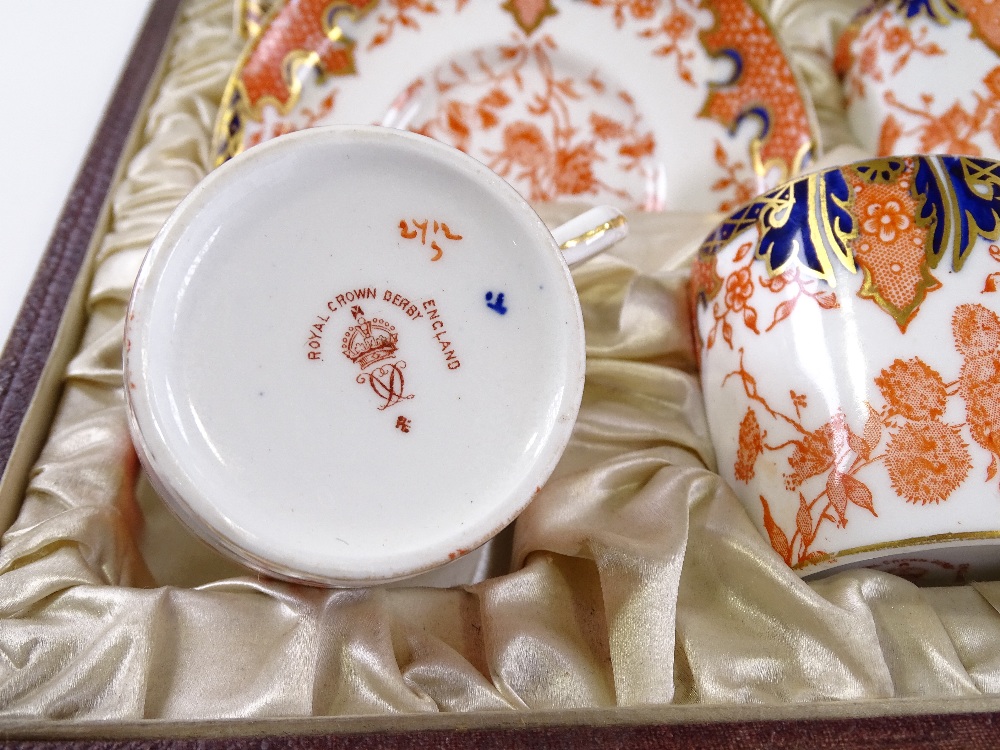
[[691, 154, 1000, 585]]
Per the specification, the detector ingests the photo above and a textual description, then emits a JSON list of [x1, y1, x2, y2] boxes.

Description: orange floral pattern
[[588, 0, 658, 28], [367, 0, 469, 49], [836, 8, 944, 100], [695, 243, 839, 353], [700, 242, 760, 350], [217, 0, 816, 209], [954, 303, 1000, 480], [884, 419, 971, 504], [878, 67, 1000, 157], [728, 339, 974, 566], [782, 412, 850, 493], [693, 155, 1000, 573], [874, 357, 947, 421], [587, 0, 701, 85], [407, 35, 656, 205], [862, 198, 910, 242], [841, 2, 1000, 159], [710, 140, 758, 214], [735, 408, 764, 482], [636, 1, 699, 86], [693, 156, 1000, 337], [982, 244, 1000, 292]]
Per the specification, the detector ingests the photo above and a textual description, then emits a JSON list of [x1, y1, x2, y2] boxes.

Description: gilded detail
[[699, 0, 815, 182], [693, 156, 1000, 328]]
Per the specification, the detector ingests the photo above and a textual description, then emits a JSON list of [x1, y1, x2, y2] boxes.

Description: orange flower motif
[[862, 199, 910, 242], [724, 267, 754, 312], [689, 254, 723, 305], [553, 144, 600, 195], [953, 303, 1000, 357], [847, 167, 937, 330], [962, 388, 1000, 467], [735, 408, 764, 482], [784, 413, 850, 491], [443, 100, 472, 147], [884, 420, 971, 504], [590, 113, 626, 140], [882, 26, 909, 53], [858, 44, 880, 82], [785, 426, 834, 491], [629, 0, 656, 20], [919, 103, 982, 156], [500, 121, 549, 168], [874, 357, 947, 421], [619, 132, 656, 161], [954, 304, 1000, 477], [761, 270, 791, 293], [661, 9, 694, 40]]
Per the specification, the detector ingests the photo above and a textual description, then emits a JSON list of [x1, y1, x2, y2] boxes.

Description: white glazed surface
[[691, 155, 1000, 580], [125, 126, 585, 585]]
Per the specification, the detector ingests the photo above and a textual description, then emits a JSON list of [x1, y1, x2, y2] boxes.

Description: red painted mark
[[399, 217, 463, 262]]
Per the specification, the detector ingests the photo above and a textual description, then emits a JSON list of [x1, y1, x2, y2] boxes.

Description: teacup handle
[[552, 205, 628, 268]]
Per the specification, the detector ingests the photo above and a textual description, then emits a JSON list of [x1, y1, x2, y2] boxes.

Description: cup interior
[[125, 126, 586, 585]]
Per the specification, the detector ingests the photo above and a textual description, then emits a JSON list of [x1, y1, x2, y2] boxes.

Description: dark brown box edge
[[4, 708, 1000, 749], [0, 0, 184, 481]]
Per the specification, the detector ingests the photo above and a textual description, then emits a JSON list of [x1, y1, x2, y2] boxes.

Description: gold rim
[[793, 529, 1000, 571], [234, 0, 273, 39], [557, 213, 627, 251]]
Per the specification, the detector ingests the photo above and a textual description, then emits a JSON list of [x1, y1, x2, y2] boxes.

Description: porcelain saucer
[[214, 0, 819, 212]]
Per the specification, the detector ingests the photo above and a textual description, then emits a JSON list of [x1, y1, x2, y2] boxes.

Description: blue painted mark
[[485, 291, 508, 315]]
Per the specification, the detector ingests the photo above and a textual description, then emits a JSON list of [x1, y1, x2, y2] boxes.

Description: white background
[[0, 2, 156, 348]]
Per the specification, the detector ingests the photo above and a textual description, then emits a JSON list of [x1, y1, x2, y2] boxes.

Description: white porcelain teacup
[[124, 125, 626, 587], [690, 154, 1000, 585]]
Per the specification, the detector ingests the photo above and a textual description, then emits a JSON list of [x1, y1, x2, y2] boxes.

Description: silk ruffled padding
[[2, 0, 1000, 721]]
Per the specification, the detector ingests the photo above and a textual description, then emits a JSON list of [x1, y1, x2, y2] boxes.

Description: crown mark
[[341, 305, 413, 412], [341, 306, 399, 370]]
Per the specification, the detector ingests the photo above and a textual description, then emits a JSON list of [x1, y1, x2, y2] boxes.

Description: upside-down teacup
[[690, 154, 1000, 585], [124, 125, 626, 587]]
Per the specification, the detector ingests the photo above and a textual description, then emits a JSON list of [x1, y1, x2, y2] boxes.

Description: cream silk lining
[[3, 0, 1000, 720]]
